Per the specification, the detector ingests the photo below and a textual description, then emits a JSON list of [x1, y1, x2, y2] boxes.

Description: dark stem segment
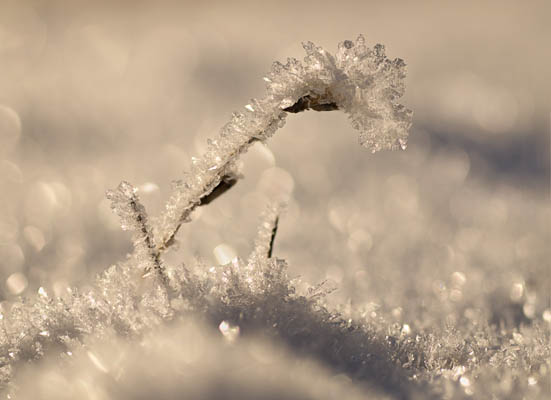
[[199, 175, 238, 205], [284, 95, 339, 113], [158, 174, 239, 252], [267, 216, 279, 258]]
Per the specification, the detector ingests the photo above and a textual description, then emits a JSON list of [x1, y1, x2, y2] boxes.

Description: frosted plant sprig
[[247, 202, 284, 265], [106, 181, 169, 288], [153, 34, 412, 255]]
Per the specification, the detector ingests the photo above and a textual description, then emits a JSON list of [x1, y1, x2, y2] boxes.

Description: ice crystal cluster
[[0, 36, 549, 400]]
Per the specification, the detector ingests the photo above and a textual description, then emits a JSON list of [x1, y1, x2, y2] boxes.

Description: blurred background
[[0, 0, 549, 327]]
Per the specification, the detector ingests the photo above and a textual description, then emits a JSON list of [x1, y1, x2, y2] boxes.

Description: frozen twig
[[106, 181, 169, 287], [153, 35, 412, 255], [157, 173, 239, 252], [199, 174, 238, 206], [248, 203, 284, 265], [267, 216, 279, 259], [283, 94, 339, 113]]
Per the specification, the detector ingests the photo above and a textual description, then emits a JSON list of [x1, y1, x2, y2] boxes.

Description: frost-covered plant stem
[[156, 99, 331, 255], [153, 35, 412, 258], [248, 203, 283, 264], [106, 181, 170, 287]]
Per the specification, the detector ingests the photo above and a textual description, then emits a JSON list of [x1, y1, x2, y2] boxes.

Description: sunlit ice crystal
[[218, 320, 240, 343]]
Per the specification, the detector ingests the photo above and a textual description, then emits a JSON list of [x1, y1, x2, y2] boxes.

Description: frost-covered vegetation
[[0, 34, 550, 400]]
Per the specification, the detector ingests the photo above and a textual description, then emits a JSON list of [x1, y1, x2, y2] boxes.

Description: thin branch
[[248, 203, 284, 264], [106, 182, 170, 287], [267, 216, 279, 259], [155, 101, 338, 255], [283, 94, 339, 113], [131, 200, 168, 285], [154, 116, 284, 253], [157, 174, 239, 253], [199, 174, 238, 206]]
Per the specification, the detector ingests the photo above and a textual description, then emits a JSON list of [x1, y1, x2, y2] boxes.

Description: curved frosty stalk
[[154, 35, 412, 253]]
